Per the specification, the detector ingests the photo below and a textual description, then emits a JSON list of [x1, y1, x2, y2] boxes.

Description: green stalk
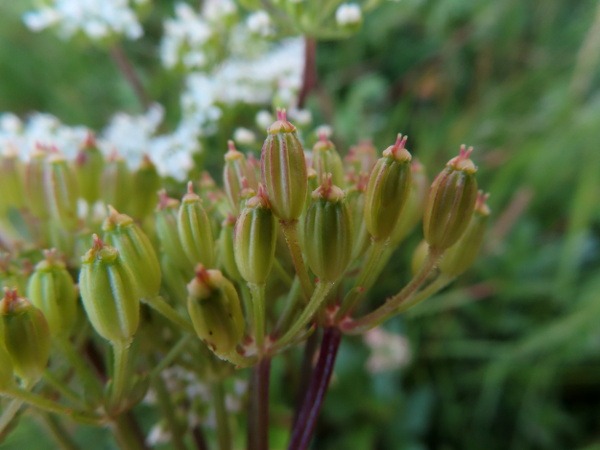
[[110, 340, 130, 409], [274, 281, 333, 350], [112, 414, 147, 450], [43, 371, 86, 409], [248, 283, 267, 353], [396, 274, 454, 314], [142, 296, 195, 333], [280, 220, 313, 300], [152, 374, 187, 450], [0, 398, 24, 434], [341, 247, 444, 334], [41, 412, 81, 450], [57, 337, 103, 404], [213, 381, 231, 450], [149, 334, 193, 379], [274, 276, 302, 336]]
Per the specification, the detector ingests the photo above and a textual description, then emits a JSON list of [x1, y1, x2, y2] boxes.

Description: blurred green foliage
[[2, 0, 600, 449]]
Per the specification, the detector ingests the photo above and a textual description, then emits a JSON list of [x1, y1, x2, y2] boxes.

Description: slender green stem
[[213, 381, 231, 450], [142, 296, 195, 333], [272, 259, 293, 287], [222, 350, 257, 368], [2, 388, 103, 426], [152, 374, 187, 450], [150, 334, 193, 379], [280, 220, 313, 300], [110, 341, 131, 409], [42, 371, 86, 409], [274, 281, 333, 350], [248, 283, 267, 353], [338, 239, 388, 317], [57, 337, 103, 404], [341, 247, 444, 334], [112, 414, 147, 450], [0, 398, 24, 434], [40, 412, 80, 450], [274, 276, 302, 336], [396, 274, 454, 314]]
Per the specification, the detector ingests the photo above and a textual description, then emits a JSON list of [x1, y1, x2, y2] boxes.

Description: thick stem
[[292, 331, 320, 427], [297, 37, 318, 109], [248, 359, 271, 450], [142, 295, 195, 333], [274, 281, 333, 350], [341, 247, 443, 334], [213, 381, 232, 450], [112, 413, 147, 450], [288, 327, 341, 450], [109, 44, 149, 110], [280, 220, 313, 301], [248, 283, 267, 353]]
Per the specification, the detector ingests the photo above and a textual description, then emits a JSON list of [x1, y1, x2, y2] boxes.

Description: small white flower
[[246, 10, 273, 37], [364, 327, 411, 373], [233, 127, 256, 145], [288, 108, 313, 127], [256, 110, 274, 130], [335, 3, 362, 26], [315, 124, 333, 139]]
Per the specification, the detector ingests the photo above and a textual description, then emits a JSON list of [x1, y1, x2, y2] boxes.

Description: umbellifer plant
[[0, 109, 489, 449]]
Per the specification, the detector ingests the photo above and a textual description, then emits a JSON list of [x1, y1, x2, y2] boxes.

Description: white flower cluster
[[364, 327, 411, 373], [335, 3, 363, 26], [0, 105, 199, 182], [22, 0, 148, 40], [160, 0, 237, 70]]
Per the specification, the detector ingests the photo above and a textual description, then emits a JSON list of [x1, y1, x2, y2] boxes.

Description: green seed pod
[[0, 343, 15, 392], [391, 159, 429, 246], [303, 176, 353, 282], [439, 191, 490, 276], [103, 206, 161, 299], [129, 155, 161, 220], [260, 109, 308, 222], [26, 249, 77, 337], [364, 134, 413, 241], [74, 133, 105, 205], [223, 141, 259, 214], [346, 173, 370, 261], [0, 255, 27, 295], [423, 145, 478, 251], [0, 148, 25, 213], [219, 214, 242, 282], [46, 151, 80, 231], [155, 191, 193, 273], [187, 265, 245, 355], [234, 187, 278, 285], [24, 145, 50, 219], [79, 235, 140, 343], [312, 134, 344, 187], [0, 288, 51, 382], [177, 183, 215, 268], [101, 152, 132, 213]]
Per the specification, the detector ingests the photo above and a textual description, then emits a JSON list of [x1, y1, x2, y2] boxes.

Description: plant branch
[[109, 44, 150, 110]]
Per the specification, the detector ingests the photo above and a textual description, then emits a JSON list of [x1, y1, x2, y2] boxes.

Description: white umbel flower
[[335, 3, 362, 26], [246, 10, 273, 37]]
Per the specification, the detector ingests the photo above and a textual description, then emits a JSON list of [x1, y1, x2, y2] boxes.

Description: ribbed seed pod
[[0, 148, 25, 213], [223, 141, 259, 213], [234, 187, 278, 285], [391, 159, 429, 246], [0, 343, 15, 391], [364, 134, 412, 241], [101, 152, 132, 213], [155, 191, 193, 272], [312, 135, 344, 187], [129, 155, 161, 220], [439, 191, 490, 276], [24, 145, 49, 219], [178, 182, 215, 268], [79, 235, 140, 343], [219, 214, 242, 282], [410, 239, 429, 276], [74, 133, 105, 204], [46, 151, 79, 231], [187, 265, 245, 355], [0, 288, 50, 382], [103, 206, 161, 299], [26, 249, 77, 337], [303, 176, 353, 282], [423, 145, 478, 250], [260, 109, 307, 222]]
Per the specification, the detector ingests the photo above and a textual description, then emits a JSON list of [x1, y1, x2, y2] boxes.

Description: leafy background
[[2, 0, 600, 448]]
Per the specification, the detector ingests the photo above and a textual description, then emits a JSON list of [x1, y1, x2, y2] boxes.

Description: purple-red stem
[[109, 44, 149, 110], [248, 359, 271, 450], [297, 37, 317, 109], [288, 327, 341, 450]]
